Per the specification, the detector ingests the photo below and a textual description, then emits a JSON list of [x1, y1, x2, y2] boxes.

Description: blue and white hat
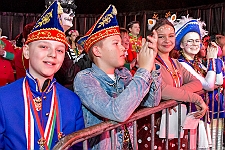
[[174, 15, 208, 50]]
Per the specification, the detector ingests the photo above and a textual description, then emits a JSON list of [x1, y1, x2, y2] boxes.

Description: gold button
[[46, 113, 49, 116]]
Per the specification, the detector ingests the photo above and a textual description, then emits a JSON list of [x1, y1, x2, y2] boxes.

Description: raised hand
[[146, 30, 158, 58], [206, 42, 219, 59], [137, 30, 158, 72]]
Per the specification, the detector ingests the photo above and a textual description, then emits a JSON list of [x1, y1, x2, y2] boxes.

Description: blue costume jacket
[[178, 57, 225, 119], [0, 72, 84, 149], [74, 63, 161, 150]]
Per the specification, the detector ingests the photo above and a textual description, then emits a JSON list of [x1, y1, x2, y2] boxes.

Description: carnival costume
[[126, 28, 143, 76], [0, 36, 15, 86], [0, 2, 84, 149], [137, 14, 204, 150], [13, 22, 35, 79], [75, 5, 162, 150], [174, 15, 225, 149]]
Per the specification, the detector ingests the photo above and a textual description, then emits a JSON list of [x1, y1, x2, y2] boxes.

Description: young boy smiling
[[0, 2, 84, 149]]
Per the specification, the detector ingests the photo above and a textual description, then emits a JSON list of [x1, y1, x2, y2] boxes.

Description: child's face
[[180, 32, 201, 58], [23, 40, 66, 80], [121, 32, 129, 51], [98, 35, 126, 69], [70, 32, 79, 42], [156, 24, 175, 54]]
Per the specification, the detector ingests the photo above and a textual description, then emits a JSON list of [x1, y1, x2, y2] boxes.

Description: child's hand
[[147, 30, 158, 58], [193, 102, 208, 119], [206, 42, 218, 59], [137, 30, 158, 72]]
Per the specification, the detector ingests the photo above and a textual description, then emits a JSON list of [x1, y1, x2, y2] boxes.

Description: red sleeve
[[1, 38, 14, 54], [126, 48, 137, 63]]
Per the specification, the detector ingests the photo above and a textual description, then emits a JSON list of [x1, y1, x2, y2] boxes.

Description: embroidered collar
[[25, 71, 56, 94]]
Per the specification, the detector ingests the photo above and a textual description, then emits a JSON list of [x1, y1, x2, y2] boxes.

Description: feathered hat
[[25, 1, 69, 49], [77, 4, 120, 52], [174, 15, 208, 50]]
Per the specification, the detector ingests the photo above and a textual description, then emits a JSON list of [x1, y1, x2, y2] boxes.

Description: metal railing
[[53, 89, 224, 150]]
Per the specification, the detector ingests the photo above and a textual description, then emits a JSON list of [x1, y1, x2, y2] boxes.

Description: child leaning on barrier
[[137, 16, 208, 150], [74, 4, 162, 150]]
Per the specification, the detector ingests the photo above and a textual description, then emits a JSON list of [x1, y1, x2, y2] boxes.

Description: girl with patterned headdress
[[137, 16, 208, 150], [174, 15, 225, 149]]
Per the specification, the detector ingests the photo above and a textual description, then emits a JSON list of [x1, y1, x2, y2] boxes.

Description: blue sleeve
[[0, 100, 5, 149], [75, 98, 85, 131], [215, 58, 223, 74], [74, 67, 153, 122], [71, 98, 85, 150], [141, 64, 162, 107]]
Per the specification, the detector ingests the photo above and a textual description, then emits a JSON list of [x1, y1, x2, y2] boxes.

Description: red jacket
[[13, 46, 29, 80], [0, 37, 15, 86]]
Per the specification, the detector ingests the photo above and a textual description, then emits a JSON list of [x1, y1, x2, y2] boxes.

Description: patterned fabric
[[25, 1, 68, 49], [137, 56, 188, 150], [137, 110, 189, 150], [77, 5, 120, 52]]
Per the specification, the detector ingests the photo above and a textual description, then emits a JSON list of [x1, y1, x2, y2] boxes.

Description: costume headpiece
[[147, 13, 176, 31], [26, 1, 69, 49], [45, 0, 77, 16], [77, 4, 120, 52], [174, 15, 208, 50], [77, 36, 85, 48]]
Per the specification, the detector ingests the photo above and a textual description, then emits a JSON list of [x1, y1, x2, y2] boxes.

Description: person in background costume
[[45, 0, 82, 91], [120, 27, 136, 71], [13, 22, 35, 79], [126, 21, 146, 75], [0, 2, 84, 149], [0, 28, 15, 86]]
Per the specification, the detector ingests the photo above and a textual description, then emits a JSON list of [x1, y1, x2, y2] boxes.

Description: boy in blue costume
[[0, 1, 84, 149]]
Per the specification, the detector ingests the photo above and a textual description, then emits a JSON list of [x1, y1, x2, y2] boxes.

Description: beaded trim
[[26, 28, 68, 48], [84, 26, 120, 51]]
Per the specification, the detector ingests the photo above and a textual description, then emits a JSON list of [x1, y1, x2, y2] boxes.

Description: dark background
[[0, 0, 224, 14]]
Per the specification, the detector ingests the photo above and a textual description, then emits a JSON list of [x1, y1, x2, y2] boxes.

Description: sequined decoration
[[123, 125, 133, 150], [33, 97, 42, 111], [38, 137, 46, 150]]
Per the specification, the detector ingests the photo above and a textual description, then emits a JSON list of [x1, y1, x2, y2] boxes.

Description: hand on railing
[[168, 105, 177, 115], [193, 102, 208, 119]]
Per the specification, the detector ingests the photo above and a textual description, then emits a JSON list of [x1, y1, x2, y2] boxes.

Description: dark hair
[[119, 27, 128, 34], [127, 21, 140, 29], [75, 35, 83, 43], [149, 18, 175, 33]]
